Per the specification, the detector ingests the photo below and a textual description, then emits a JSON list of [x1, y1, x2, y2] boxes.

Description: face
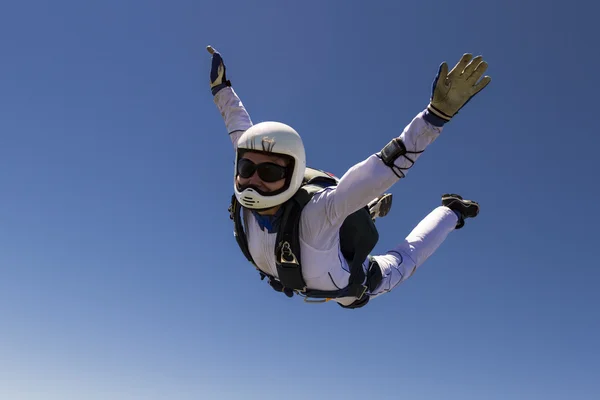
[[236, 151, 289, 193]]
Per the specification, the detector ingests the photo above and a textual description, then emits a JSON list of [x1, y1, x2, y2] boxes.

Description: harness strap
[[274, 194, 308, 291], [229, 195, 255, 267]]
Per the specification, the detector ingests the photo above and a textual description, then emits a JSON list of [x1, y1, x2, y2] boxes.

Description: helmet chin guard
[[234, 121, 306, 210]]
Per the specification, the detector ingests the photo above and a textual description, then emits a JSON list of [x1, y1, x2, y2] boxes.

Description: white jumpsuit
[[214, 87, 460, 306]]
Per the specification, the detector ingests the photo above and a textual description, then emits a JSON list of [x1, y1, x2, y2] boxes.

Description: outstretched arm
[[314, 110, 443, 228], [311, 53, 492, 230], [207, 45, 253, 151]]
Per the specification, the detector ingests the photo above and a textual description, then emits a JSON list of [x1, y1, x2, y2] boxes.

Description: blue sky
[[1, 0, 599, 399]]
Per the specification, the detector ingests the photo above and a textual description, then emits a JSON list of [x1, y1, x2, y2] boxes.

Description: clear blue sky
[[1, 0, 598, 399]]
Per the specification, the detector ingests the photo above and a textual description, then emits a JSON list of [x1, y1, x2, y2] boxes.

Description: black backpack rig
[[229, 167, 391, 309]]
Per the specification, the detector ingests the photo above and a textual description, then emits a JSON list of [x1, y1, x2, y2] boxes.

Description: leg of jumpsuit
[[369, 205, 459, 298]]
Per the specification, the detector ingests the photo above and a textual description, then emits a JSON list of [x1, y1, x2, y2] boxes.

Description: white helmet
[[234, 121, 306, 210]]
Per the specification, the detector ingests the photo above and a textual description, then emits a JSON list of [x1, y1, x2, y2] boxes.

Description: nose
[[248, 169, 262, 185]]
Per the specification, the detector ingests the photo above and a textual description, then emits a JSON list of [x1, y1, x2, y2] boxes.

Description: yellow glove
[[427, 53, 492, 123]]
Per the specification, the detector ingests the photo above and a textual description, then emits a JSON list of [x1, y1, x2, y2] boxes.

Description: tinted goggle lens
[[237, 158, 287, 182]]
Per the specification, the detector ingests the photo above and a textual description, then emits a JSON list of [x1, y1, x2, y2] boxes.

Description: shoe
[[369, 193, 393, 220], [441, 193, 479, 229]]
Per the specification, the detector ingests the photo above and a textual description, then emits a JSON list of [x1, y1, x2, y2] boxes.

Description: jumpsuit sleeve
[[213, 87, 253, 151], [314, 110, 445, 230]]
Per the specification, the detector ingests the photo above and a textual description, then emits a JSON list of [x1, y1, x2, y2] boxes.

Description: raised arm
[[314, 53, 492, 227], [314, 110, 443, 228], [207, 45, 253, 150]]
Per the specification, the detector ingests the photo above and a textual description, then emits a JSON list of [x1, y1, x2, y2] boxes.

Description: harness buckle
[[279, 241, 299, 265], [356, 284, 368, 300]]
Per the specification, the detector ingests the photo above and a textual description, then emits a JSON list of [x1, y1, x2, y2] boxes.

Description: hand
[[207, 45, 231, 96], [427, 53, 491, 122]]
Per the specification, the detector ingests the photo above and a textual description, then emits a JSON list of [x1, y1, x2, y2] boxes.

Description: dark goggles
[[237, 158, 287, 183]]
